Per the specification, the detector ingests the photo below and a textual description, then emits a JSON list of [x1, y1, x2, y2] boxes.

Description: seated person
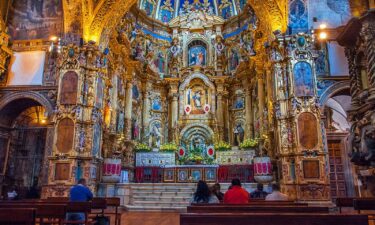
[[223, 178, 249, 204], [250, 183, 268, 199], [190, 180, 219, 204], [265, 183, 289, 201], [211, 183, 224, 202], [66, 178, 93, 222]]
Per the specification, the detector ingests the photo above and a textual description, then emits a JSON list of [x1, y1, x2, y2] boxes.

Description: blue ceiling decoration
[[139, 0, 247, 23]]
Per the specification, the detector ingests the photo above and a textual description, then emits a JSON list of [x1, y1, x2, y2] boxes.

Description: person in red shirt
[[223, 178, 249, 204]]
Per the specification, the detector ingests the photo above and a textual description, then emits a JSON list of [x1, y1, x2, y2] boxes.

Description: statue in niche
[[132, 119, 140, 140], [229, 49, 239, 71], [192, 91, 202, 108], [149, 123, 162, 148], [169, 38, 182, 76], [233, 123, 245, 146], [214, 35, 226, 70]]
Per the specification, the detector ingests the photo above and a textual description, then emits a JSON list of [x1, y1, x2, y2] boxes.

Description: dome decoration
[[139, 0, 248, 23]]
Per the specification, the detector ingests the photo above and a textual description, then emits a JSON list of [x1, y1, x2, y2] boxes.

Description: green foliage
[[240, 138, 259, 149], [160, 142, 178, 152], [134, 142, 151, 152], [214, 141, 231, 151]]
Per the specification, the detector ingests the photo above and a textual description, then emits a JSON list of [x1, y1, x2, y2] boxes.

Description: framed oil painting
[[177, 168, 189, 182], [303, 160, 320, 179], [163, 168, 175, 182], [204, 168, 217, 182], [189, 46, 206, 66], [293, 61, 314, 97], [191, 168, 203, 182]]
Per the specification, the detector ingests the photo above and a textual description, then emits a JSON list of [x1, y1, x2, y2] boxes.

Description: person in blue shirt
[[67, 178, 93, 223]]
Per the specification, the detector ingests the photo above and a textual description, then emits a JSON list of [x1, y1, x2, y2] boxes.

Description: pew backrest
[[187, 205, 329, 213], [0, 208, 36, 225], [353, 198, 375, 213], [180, 213, 368, 225]]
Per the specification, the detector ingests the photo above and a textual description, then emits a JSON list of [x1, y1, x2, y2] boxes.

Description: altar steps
[[118, 183, 259, 211]]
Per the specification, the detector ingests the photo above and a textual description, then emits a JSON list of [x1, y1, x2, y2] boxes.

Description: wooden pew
[[0, 202, 66, 225], [191, 201, 309, 206], [180, 213, 369, 225], [104, 197, 121, 225], [336, 197, 355, 213], [0, 208, 36, 225], [353, 198, 375, 214], [187, 205, 329, 213]]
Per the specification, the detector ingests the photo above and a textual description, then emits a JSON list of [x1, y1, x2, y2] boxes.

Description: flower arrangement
[[240, 138, 259, 149], [134, 142, 151, 152], [214, 141, 231, 151], [160, 142, 178, 152]]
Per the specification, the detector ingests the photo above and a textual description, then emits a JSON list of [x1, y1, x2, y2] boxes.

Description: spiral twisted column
[[361, 18, 375, 101], [345, 48, 360, 109]]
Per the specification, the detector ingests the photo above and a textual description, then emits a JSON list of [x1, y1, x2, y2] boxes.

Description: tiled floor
[[120, 212, 180, 225]]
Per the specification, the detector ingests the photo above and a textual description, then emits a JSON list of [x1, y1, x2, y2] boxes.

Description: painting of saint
[[95, 78, 104, 108], [154, 52, 165, 73], [230, 49, 239, 71], [289, 0, 308, 33], [189, 46, 206, 66], [144, 1, 155, 16], [294, 61, 314, 97], [152, 98, 162, 111], [92, 124, 102, 156], [132, 84, 140, 100], [234, 97, 244, 109]]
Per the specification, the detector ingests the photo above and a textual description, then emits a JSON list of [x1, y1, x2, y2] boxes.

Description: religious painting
[[159, 0, 175, 23], [95, 77, 104, 109], [186, 85, 208, 114], [191, 168, 203, 182], [234, 96, 244, 109], [163, 168, 175, 182], [293, 61, 314, 97], [152, 97, 162, 111], [153, 51, 166, 74], [189, 46, 206, 66], [55, 163, 70, 181], [143, 0, 156, 17], [204, 168, 217, 182], [218, 0, 234, 19], [56, 118, 75, 153], [92, 123, 102, 157], [289, 0, 308, 34], [60, 71, 78, 105], [315, 49, 328, 76], [298, 113, 318, 149], [229, 48, 240, 71], [8, 0, 63, 40], [132, 84, 140, 100], [177, 168, 189, 182], [303, 160, 320, 179]]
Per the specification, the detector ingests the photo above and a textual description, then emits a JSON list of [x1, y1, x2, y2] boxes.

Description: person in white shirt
[[265, 183, 289, 201]]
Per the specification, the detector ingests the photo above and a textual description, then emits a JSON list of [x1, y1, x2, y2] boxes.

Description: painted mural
[[288, 0, 308, 34], [189, 46, 206, 66], [294, 61, 314, 97], [143, 0, 156, 17], [218, 0, 235, 19], [8, 0, 63, 40], [159, 0, 176, 23]]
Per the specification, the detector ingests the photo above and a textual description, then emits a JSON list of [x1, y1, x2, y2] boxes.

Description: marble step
[[125, 205, 187, 212], [132, 200, 190, 207], [132, 191, 193, 196], [132, 196, 192, 202]]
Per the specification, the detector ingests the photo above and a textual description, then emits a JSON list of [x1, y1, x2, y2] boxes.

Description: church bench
[[187, 205, 329, 213], [102, 197, 121, 225], [191, 201, 309, 206], [0, 203, 67, 224], [180, 213, 369, 225], [336, 197, 355, 213], [353, 198, 375, 214], [0, 208, 36, 225]]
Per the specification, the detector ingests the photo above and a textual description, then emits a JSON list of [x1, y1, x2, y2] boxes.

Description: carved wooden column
[[257, 71, 265, 134], [142, 80, 151, 138], [345, 48, 360, 109], [361, 17, 375, 101], [124, 78, 133, 140], [166, 78, 179, 142]]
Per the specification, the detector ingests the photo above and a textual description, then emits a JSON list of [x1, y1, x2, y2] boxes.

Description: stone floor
[[120, 212, 179, 225]]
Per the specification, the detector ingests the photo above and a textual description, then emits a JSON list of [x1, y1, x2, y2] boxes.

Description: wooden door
[[328, 141, 347, 200]]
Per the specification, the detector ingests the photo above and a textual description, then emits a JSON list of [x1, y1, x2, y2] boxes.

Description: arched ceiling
[[62, 0, 287, 45]]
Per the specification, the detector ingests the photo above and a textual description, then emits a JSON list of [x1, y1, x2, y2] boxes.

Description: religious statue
[[192, 91, 202, 108], [214, 35, 226, 71], [150, 123, 162, 148], [240, 30, 256, 59], [234, 124, 244, 146], [169, 38, 182, 76]]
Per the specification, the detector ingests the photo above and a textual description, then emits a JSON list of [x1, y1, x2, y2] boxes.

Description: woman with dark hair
[[190, 180, 219, 204]]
